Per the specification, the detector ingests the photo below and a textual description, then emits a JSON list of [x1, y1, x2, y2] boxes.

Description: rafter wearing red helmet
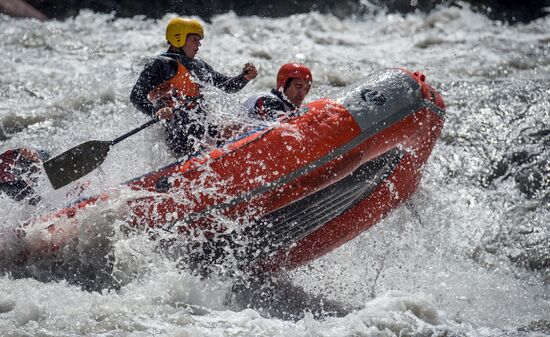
[[244, 63, 312, 121]]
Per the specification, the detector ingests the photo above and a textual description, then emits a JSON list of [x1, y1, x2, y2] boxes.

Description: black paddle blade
[[43, 140, 112, 189]]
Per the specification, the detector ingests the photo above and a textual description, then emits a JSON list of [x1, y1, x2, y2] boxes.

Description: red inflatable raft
[[1, 68, 445, 275]]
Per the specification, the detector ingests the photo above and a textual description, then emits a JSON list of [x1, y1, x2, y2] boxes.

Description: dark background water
[[22, 0, 550, 23]]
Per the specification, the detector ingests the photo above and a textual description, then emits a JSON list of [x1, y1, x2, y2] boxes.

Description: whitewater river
[[1, 4, 549, 336]]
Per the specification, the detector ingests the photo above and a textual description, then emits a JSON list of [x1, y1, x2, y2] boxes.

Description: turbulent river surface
[[1, 4, 549, 336]]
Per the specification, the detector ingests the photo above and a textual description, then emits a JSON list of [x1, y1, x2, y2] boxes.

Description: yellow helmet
[[166, 18, 204, 48]]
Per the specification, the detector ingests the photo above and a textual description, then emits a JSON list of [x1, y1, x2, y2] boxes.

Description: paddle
[[43, 119, 159, 189]]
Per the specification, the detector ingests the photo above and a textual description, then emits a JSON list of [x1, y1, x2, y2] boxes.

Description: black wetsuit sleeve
[[130, 57, 179, 116], [0, 149, 41, 205], [253, 95, 286, 120], [196, 60, 249, 93]]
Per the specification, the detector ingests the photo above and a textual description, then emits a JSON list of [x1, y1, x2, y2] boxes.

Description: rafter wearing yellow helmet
[[130, 17, 258, 157], [166, 18, 204, 48]]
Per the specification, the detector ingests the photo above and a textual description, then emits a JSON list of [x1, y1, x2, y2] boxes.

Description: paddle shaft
[[111, 118, 159, 146]]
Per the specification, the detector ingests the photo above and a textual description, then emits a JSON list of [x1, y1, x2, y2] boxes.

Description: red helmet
[[276, 63, 313, 90]]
